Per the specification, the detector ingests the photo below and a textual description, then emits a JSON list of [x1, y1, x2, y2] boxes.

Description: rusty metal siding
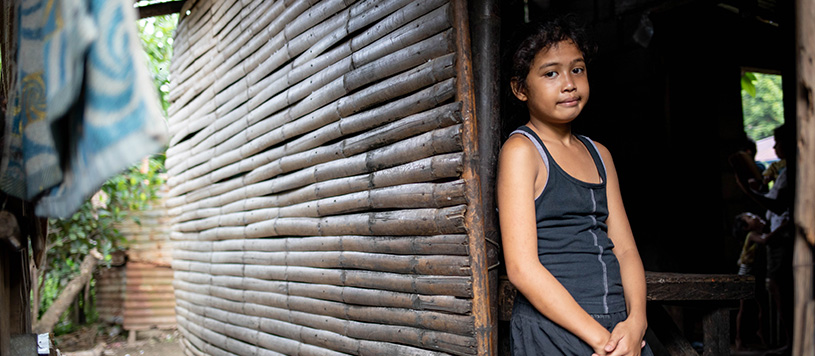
[[123, 262, 176, 330], [100, 189, 178, 331], [96, 266, 126, 325]]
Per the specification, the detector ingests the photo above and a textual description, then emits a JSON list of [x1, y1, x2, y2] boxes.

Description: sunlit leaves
[[742, 72, 784, 142], [741, 72, 757, 98], [138, 14, 177, 115]]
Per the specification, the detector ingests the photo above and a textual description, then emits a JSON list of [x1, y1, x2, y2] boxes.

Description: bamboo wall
[[166, 0, 488, 355]]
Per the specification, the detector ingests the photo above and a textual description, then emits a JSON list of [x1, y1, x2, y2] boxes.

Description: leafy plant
[[741, 72, 784, 142], [36, 156, 166, 333], [138, 13, 178, 115]]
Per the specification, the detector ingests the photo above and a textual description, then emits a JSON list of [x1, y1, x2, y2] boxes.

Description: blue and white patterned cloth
[[2, 0, 168, 217]]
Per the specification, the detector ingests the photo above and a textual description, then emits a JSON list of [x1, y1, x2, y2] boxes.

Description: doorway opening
[[741, 69, 784, 169]]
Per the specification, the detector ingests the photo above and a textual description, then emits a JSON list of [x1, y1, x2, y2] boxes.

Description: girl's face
[[512, 40, 589, 126], [741, 212, 766, 232]]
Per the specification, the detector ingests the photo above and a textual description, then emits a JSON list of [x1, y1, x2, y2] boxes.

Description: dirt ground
[[103, 337, 183, 356], [56, 326, 183, 356]]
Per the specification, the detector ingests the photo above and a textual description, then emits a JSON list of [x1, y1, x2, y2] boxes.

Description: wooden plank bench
[[498, 272, 754, 356]]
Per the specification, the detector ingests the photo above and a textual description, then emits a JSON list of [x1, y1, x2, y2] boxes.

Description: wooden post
[[794, 1, 815, 355], [469, 0, 502, 353], [702, 308, 729, 356], [453, 0, 495, 354]]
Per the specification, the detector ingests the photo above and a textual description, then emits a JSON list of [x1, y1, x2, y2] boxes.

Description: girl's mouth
[[559, 97, 580, 106]]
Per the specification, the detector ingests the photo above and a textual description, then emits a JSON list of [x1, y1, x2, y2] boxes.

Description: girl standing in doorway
[[497, 15, 653, 356]]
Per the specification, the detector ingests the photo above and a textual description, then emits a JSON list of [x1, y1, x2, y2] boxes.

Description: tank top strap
[[575, 135, 607, 182], [510, 126, 551, 174]]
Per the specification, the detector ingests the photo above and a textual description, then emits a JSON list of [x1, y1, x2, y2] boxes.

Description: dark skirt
[[511, 296, 655, 356]]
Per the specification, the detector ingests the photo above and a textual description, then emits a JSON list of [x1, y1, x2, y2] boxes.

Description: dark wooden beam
[[136, 1, 184, 19], [498, 272, 754, 321]]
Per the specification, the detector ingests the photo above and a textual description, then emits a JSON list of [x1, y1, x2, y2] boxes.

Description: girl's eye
[[543, 71, 557, 78], [572, 67, 585, 74]]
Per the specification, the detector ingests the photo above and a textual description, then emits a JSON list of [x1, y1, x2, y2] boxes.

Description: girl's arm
[[595, 143, 648, 356], [497, 136, 612, 354]]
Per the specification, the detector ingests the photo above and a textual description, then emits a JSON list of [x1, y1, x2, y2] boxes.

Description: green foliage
[[740, 72, 757, 98], [138, 13, 177, 115], [742, 72, 784, 142], [39, 156, 166, 322]]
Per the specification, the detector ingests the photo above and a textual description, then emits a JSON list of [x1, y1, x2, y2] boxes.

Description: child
[[731, 212, 768, 350], [733, 212, 766, 276], [497, 16, 652, 356]]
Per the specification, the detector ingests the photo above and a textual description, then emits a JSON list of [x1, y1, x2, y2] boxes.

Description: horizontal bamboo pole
[[172, 1, 310, 129], [173, 270, 471, 314], [176, 315, 240, 356], [167, 2, 452, 171], [210, 28, 455, 168], [208, 0, 238, 28], [176, 293, 474, 355], [173, 12, 212, 63], [179, 337, 203, 356], [169, 45, 215, 111], [168, 1, 211, 70], [172, 255, 471, 297], [169, 79, 456, 203], [210, 0, 253, 38], [172, 249, 469, 276], [212, 0, 349, 96], [174, 234, 468, 256], [172, 152, 462, 223], [213, 1, 274, 53], [172, 279, 473, 335], [169, 122, 462, 214], [291, 0, 417, 66], [178, 305, 412, 356], [173, 204, 467, 241], [175, 180, 465, 232], [168, 49, 456, 193]]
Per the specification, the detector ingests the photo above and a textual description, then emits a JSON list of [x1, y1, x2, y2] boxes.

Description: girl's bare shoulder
[[499, 134, 541, 165], [587, 139, 615, 165]]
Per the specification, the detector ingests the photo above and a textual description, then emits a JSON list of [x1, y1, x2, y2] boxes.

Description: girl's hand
[[594, 319, 647, 356], [589, 330, 613, 356]]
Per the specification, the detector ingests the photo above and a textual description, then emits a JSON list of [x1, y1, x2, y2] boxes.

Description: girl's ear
[[510, 78, 528, 101]]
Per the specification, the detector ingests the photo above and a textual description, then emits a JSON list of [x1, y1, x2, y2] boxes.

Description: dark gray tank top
[[512, 126, 625, 314]]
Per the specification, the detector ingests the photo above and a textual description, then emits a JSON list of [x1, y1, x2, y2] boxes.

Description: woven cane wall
[[166, 1, 478, 355]]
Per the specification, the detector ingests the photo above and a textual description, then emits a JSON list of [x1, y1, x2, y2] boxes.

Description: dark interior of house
[[498, 0, 795, 274]]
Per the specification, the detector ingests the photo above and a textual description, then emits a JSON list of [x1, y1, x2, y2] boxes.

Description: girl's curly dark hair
[[509, 14, 596, 95]]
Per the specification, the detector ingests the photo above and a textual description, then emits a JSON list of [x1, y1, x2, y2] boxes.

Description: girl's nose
[[563, 75, 576, 91]]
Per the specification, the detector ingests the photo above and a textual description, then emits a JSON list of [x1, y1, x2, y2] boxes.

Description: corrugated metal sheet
[[118, 190, 174, 267], [98, 188, 177, 331], [123, 262, 176, 330], [95, 266, 125, 325]]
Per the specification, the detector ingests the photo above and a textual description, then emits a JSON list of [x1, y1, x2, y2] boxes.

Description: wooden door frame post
[[794, 0, 815, 355], [452, 0, 496, 354]]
